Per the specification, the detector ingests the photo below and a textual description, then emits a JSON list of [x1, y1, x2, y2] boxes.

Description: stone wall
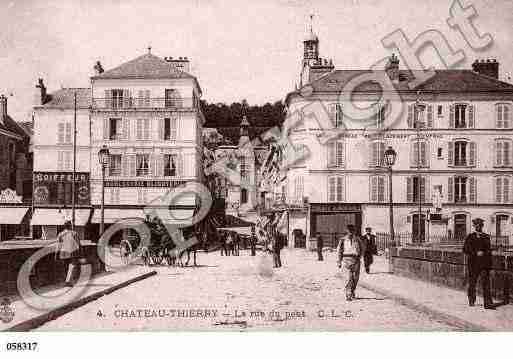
[[390, 246, 512, 301], [0, 243, 105, 296]]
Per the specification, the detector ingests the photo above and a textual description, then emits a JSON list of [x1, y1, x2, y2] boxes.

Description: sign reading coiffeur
[[33, 172, 90, 205]]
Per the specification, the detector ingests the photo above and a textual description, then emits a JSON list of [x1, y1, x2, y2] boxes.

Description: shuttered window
[[375, 103, 385, 129], [294, 176, 304, 203], [327, 141, 345, 167], [450, 104, 474, 128], [328, 176, 344, 202], [450, 176, 476, 203], [406, 176, 427, 203], [449, 140, 476, 167], [328, 103, 343, 127], [495, 177, 511, 203], [370, 175, 386, 202], [411, 141, 428, 167], [370, 141, 385, 167], [57, 123, 65, 144], [495, 139, 512, 167], [496, 103, 512, 129]]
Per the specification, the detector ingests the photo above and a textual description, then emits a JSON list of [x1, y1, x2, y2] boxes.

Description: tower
[[299, 16, 334, 87]]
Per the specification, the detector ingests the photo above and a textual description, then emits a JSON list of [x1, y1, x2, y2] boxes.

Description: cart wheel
[[141, 247, 151, 266], [152, 251, 164, 265], [120, 240, 132, 265]]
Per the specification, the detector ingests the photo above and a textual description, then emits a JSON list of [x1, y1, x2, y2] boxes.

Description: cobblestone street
[[37, 249, 459, 331]]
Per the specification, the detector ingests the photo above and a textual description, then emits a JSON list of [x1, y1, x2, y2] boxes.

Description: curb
[[3, 270, 157, 332], [358, 281, 490, 331]]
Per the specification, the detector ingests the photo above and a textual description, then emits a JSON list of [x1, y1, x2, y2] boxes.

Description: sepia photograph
[[0, 0, 512, 354]]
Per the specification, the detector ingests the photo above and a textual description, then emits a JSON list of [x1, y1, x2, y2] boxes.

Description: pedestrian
[[336, 224, 362, 301], [226, 232, 233, 256], [463, 218, 495, 309], [250, 226, 257, 256], [361, 227, 377, 273], [220, 231, 227, 256], [272, 232, 282, 268], [56, 220, 81, 287], [315, 232, 323, 261]]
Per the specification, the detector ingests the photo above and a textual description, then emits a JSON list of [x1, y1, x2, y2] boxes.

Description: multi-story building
[[0, 94, 32, 241], [89, 50, 204, 234], [283, 29, 513, 246], [31, 81, 92, 240]]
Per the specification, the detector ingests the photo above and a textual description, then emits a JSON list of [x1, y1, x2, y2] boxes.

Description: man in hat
[[361, 227, 377, 273], [463, 218, 494, 309], [336, 224, 362, 301]]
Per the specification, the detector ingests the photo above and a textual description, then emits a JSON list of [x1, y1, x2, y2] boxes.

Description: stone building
[[283, 30, 513, 246], [0, 94, 32, 241]]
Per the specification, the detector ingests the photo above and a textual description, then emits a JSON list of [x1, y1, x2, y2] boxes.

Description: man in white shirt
[[336, 224, 363, 301]]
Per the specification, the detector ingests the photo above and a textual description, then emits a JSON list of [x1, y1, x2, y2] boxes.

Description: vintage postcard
[[0, 0, 512, 345]]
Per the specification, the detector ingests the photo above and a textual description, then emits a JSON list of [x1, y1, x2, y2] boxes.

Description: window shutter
[[411, 142, 418, 167], [407, 104, 413, 128], [469, 177, 476, 203], [421, 141, 428, 167], [504, 178, 510, 203], [136, 119, 143, 140], [145, 90, 150, 107], [420, 177, 426, 203], [336, 103, 343, 127], [58, 123, 65, 144], [144, 119, 150, 140], [129, 155, 136, 177], [177, 153, 184, 176], [496, 177, 502, 203], [469, 141, 476, 167], [468, 104, 475, 128], [138, 90, 144, 107], [427, 105, 433, 128], [150, 154, 157, 177], [449, 104, 455, 128], [328, 177, 336, 202], [448, 141, 454, 166], [504, 141, 511, 166], [497, 105, 503, 128], [121, 155, 127, 177], [371, 176, 378, 202], [171, 117, 177, 140], [495, 141, 502, 166], [328, 103, 337, 124], [65, 123, 72, 143], [103, 119, 109, 140], [378, 176, 385, 202], [123, 89, 130, 108], [57, 151, 63, 170], [504, 105, 510, 129], [123, 118, 130, 140], [336, 177, 344, 202], [448, 177, 454, 202], [104, 90, 111, 108], [407, 176, 413, 202], [370, 142, 377, 167], [327, 142, 336, 167], [336, 141, 345, 167], [158, 118, 164, 140]]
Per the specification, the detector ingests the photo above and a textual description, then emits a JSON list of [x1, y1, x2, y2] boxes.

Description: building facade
[[283, 31, 513, 246], [89, 51, 204, 233]]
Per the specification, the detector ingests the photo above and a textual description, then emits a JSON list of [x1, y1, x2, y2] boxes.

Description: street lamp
[[384, 146, 397, 245], [98, 145, 110, 236]]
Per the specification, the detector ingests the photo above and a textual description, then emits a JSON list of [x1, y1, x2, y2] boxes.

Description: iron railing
[[92, 97, 197, 110]]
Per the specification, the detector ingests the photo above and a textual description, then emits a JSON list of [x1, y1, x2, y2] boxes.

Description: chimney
[[35, 78, 47, 105], [472, 58, 499, 79], [0, 94, 7, 125], [164, 56, 190, 73], [385, 53, 400, 82], [94, 61, 104, 76]]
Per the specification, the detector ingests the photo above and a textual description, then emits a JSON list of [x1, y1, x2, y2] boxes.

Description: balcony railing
[[92, 97, 197, 110]]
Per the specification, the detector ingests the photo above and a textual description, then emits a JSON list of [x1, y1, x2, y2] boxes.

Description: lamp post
[[384, 146, 397, 245], [415, 93, 426, 243], [98, 145, 110, 236]]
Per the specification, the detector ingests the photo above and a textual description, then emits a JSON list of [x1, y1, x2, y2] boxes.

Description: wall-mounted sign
[[310, 203, 361, 213], [0, 188, 22, 203], [33, 172, 90, 205], [104, 180, 186, 188]]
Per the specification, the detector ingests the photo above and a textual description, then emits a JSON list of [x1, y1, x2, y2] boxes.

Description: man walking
[[315, 232, 323, 261], [56, 220, 80, 287], [361, 227, 377, 273], [250, 226, 257, 256], [463, 218, 495, 309], [336, 224, 362, 301], [272, 233, 282, 268]]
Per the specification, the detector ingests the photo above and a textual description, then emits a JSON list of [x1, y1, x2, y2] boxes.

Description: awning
[[91, 209, 145, 224], [218, 227, 252, 236], [0, 207, 29, 224], [31, 209, 91, 226]]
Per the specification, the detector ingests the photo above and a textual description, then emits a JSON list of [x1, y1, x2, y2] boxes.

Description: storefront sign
[[0, 188, 22, 203], [310, 203, 361, 213], [104, 180, 186, 188], [33, 172, 90, 205]]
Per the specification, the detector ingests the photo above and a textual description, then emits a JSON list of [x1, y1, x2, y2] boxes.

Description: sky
[[0, 0, 512, 122]]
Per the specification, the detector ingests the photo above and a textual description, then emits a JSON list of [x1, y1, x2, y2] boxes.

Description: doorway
[[496, 214, 510, 246], [412, 214, 426, 243]]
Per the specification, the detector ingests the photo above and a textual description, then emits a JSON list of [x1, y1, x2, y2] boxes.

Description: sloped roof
[[17, 121, 33, 136], [40, 88, 91, 109], [303, 69, 513, 94], [92, 53, 195, 80], [0, 115, 29, 140]]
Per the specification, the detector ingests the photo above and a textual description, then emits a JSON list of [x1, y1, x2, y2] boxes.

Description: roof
[[39, 88, 91, 109], [0, 115, 29, 140], [17, 121, 33, 136], [91, 53, 195, 80], [291, 69, 513, 99]]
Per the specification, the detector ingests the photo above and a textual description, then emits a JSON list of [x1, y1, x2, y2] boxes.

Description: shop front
[[0, 188, 31, 241], [309, 203, 362, 248]]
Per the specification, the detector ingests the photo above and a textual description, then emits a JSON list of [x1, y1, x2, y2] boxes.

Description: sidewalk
[[355, 255, 513, 331], [1, 265, 156, 331]]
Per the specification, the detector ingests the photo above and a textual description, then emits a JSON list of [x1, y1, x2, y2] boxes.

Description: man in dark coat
[[250, 226, 257, 256], [361, 227, 377, 273], [463, 218, 494, 309], [315, 232, 323, 261], [272, 233, 282, 268]]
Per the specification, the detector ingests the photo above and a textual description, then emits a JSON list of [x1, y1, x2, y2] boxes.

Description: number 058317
[[6, 342, 38, 351]]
